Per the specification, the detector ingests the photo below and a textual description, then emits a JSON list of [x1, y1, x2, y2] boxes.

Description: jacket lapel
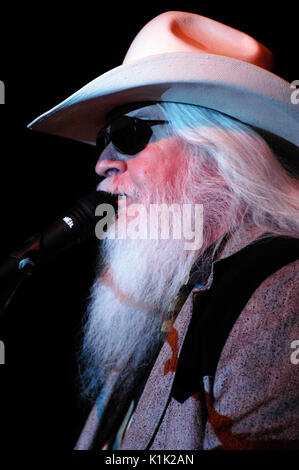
[[121, 290, 194, 449]]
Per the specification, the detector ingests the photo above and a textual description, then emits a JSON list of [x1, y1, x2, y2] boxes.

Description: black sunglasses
[[96, 115, 169, 156]]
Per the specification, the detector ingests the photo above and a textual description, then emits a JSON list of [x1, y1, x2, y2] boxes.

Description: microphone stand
[[0, 234, 41, 319]]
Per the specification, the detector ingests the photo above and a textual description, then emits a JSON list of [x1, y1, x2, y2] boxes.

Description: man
[[28, 11, 299, 450]]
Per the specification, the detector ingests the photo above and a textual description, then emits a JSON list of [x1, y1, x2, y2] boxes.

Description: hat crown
[[123, 11, 274, 71], [28, 10, 299, 149]]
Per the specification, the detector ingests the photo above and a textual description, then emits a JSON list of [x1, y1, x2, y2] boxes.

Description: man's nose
[[95, 158, 127, 177]]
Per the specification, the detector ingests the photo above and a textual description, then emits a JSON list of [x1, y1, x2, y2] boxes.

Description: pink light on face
[[125, 137, 187, 197], [96, 137, 186, 205], [95, 104, 187, 205]]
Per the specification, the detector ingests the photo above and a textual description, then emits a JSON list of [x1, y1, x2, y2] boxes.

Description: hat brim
[[27, 52, 299, 148]]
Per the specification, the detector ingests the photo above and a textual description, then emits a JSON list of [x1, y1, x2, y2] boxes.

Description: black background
[[0, 1, 297, 454]]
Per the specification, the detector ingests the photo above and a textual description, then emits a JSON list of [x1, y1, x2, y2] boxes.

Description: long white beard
[[78, 154, 232, 403], [78, 217, 198, 402]]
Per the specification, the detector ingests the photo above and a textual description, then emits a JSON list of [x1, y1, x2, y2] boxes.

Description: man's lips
[[99, 190, 135, 206], [97, 184, 133, 202], [96, 178, 144, 209]]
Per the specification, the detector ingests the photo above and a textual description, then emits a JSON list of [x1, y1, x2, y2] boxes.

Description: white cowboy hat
[[27, 11, 299, 150]]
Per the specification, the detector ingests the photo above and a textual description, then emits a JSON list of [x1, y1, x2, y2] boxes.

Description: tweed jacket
[[75, 236, 299, 450]]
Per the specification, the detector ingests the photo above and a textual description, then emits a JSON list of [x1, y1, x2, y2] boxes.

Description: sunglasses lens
[[96, 131, 109, 155], [96, 116, 153, 156], [112, 116, 153, 155]]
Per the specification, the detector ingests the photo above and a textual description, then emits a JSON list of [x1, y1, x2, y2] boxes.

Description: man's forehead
[[106, 101, 162, 123]]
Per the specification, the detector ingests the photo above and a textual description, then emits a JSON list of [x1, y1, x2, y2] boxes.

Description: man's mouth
[[109, 192, 134, 207], [96, 180, 139, 206]]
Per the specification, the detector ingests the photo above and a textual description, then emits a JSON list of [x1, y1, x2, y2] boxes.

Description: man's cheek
[[130, 165, 156, 187]]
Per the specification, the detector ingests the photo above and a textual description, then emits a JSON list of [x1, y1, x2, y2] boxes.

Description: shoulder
[[245, 258, 299, 319], [217, 258, 299, 365], [210, 259, 299, 446]]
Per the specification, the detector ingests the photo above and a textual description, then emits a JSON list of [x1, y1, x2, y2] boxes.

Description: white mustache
[[97, 177, 140, 200]]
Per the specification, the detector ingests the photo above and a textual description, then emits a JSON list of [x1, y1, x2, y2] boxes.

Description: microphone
[[0, 191, 118, 286]]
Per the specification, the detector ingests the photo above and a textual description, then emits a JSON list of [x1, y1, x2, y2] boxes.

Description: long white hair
[[157, 102, 299, 253], [77, 102, 299, 405]]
